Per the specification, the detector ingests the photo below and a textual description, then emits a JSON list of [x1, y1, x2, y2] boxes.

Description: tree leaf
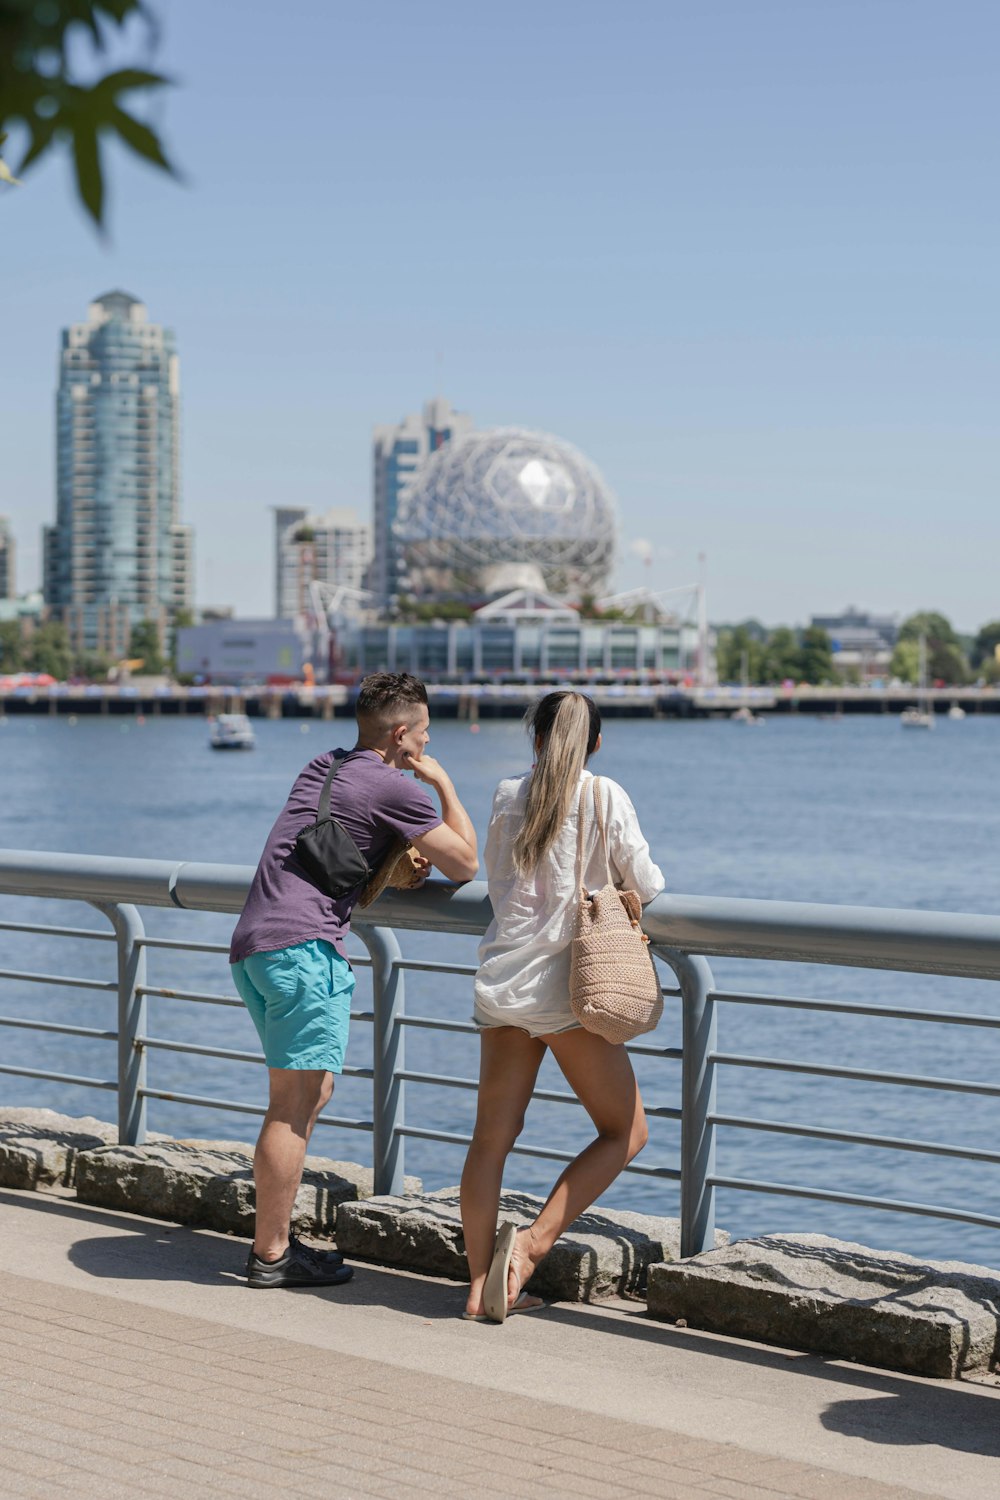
[[0, 156, 22, 185], [108, 101, 172, 172], [93, 67, 172, 98], [71, 119, 103, 224]]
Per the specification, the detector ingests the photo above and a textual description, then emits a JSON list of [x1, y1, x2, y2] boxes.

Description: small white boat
[[900, 707, 935, 729], [947, 703, 966, 720], [731, 705, 765, 725], [210, 713, 256, 750]]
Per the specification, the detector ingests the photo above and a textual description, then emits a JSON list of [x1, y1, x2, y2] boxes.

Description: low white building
[[176, 617, 314, 683]]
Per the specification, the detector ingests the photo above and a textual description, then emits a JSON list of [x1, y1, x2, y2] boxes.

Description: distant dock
[[1, 681, 998, 719]]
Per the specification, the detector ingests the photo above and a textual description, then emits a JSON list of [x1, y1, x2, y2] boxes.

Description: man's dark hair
[[356, 672, 429, 734]]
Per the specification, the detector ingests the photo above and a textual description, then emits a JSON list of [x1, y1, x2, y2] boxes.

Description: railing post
[[361, 924, 405, 1195], [661, 949, 717, 1257], [96, 902, 147, 1146]]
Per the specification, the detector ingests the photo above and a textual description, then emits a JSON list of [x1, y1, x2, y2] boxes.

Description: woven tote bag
[[568, 777, 663, 1045]]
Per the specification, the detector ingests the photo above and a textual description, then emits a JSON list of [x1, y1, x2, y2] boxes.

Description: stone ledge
[[647, 1233, 1000, 1379], [0, 1107, 118, 1191], [336, 1187, 729, 1302], [75, 1139, 421, 1238]]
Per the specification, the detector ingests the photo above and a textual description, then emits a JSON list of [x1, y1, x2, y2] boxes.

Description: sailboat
[[731, 649, 764, 724], [900, 636, 934, 729]]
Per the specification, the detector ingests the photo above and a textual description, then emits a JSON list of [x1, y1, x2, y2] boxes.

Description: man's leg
[[252, 1066, 332, 1261]]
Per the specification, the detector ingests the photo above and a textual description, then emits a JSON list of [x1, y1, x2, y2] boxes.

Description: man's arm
[[403, 752, 479, 883]]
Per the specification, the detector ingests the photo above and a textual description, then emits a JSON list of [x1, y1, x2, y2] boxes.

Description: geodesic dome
[[394, 427, 617, 599]]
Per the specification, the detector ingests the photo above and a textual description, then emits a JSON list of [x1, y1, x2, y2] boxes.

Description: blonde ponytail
[[512, 692, 596, 876]]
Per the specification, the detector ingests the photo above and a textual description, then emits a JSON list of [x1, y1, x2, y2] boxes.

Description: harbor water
[[2, 711, 1000, 1266]]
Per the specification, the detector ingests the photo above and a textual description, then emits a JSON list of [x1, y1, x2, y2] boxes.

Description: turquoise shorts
[[231, 939, 355, 1073]]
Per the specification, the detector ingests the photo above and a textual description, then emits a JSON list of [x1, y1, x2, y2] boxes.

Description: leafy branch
[[0, 1, 177, 227]]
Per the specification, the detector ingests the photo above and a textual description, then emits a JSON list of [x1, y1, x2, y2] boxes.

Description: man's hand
[[402, 750, 451, 789], [389, 852, 431, 889]]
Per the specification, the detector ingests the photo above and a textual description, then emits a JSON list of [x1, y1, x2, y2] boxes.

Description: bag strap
[[575, 775, 614, 895], [591, 776, 614, 887], [317, 751, 348, 822]]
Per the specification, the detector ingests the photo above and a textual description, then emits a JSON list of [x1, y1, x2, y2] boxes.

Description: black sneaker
[[246, 1235, 353, 1289]]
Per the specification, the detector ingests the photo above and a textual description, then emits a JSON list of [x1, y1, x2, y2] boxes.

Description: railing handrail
[[3, 848, 1000, 979]]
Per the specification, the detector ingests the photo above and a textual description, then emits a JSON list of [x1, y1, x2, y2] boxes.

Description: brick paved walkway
[[0, 1271, 941, 1500]]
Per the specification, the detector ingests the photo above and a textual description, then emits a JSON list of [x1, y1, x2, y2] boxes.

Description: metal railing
[[2, 849, 1000, 1258]]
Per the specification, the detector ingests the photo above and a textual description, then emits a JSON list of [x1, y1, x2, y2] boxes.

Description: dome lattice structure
[[394, 427, 617, 599]]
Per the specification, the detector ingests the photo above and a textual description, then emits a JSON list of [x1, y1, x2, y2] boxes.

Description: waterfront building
[[0, 516, 14, 600], [371, 397, 473, 611], [395, 427, 617, 602], [274, 506, 372, 619], [176, 617, 314, 684], [338, 588, 702, 682], [810, 606, 898, 679], [43, 291, 193, 659]]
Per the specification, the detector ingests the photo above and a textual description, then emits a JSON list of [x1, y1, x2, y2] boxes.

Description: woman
[[460, 690, 665, 1322]]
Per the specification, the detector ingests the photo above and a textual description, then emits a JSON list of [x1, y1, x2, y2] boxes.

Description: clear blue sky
[[2, 0, 998, 629]]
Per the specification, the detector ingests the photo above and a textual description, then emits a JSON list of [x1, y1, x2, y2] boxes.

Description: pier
[[2, 682, 999, 719]]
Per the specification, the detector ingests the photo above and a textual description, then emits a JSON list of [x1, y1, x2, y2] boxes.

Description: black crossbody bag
[[295, 753, 372, 899]]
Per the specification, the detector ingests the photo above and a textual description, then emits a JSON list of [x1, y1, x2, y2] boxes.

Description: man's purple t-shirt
[[229, 748, 442, 963]]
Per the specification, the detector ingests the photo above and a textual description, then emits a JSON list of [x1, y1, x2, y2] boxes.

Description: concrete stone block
[[647, 1232, 1000, 1379], [74, 1138, 420, 1238], [0, 1107, 116, 1190], [336, 1187, 728, 1301]]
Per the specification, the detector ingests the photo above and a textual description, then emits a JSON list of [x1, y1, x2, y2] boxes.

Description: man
[[230, 672, 478, 1288]]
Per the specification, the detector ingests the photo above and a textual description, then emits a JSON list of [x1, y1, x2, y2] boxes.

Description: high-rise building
[[43, 291, 193, 659], [0, 517, 14, 600], [371, 397, 472, 610], [274, 506, 372, 619]]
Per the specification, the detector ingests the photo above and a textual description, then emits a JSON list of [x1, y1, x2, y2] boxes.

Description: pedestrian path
[[1, 1187, 998, 1500]]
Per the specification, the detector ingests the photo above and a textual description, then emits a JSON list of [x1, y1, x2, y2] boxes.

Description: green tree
[[716, 625, 764, 685], [168, 606, 194, 669], [897, 612, 968, 685], [26, 621, 72, 680], [0, 1, 177, 228], [72, 649, 112, 682], [0, 620, 25, 673], [890, 639, 920, 684], [798, 626, 834, 685], [128, 619, 165, 673], [761, 626, 800, 683], [971, 620, 1000, 670]]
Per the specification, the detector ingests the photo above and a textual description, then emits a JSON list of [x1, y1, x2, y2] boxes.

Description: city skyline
[[2, 2, 998, 630]]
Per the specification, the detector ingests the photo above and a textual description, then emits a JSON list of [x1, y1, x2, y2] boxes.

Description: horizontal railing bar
[[398, 1016, 478, 1034], [137, 1087, 373, 1132], [712, 988, 1000, 1029], [133, 933, 373, 968], [4, 853, 1000, 978], [138, 988, 245, 1009], [395, 1125, 681, 1178], [0, 1062, 116, 1090], [625, 1042, 683, 1060], [0, 1015, 116, 1041], [395, 958, 478, 977], [135, 1034, 373, 1080], [0, 967, 116, 993], [709, 1113, 1000, 1165], [0, 919, 114, 942], [710, 1052, 1000, 1098], [395, 1068, 681, 1120], [709, 1174, 1000, 1231], [136, 936, 231, 954]]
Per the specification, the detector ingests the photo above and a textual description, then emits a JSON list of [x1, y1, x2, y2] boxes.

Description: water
[[2, 711, 1000, 1267]]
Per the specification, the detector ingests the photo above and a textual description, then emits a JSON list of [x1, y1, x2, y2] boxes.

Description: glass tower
[[370, 397, 472, 612], [43, 291, 193, 658]]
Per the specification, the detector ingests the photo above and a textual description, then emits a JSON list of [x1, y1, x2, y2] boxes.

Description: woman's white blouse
[[474, 768, 665, 1035]]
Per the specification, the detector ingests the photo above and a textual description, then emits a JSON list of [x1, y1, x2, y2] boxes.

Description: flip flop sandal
[[483, 1221, 518, 1323]]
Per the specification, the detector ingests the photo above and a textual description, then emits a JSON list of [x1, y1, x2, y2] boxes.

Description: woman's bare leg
[[459, 1026, 545, 1316], [507, 1028, 648, 1305]]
